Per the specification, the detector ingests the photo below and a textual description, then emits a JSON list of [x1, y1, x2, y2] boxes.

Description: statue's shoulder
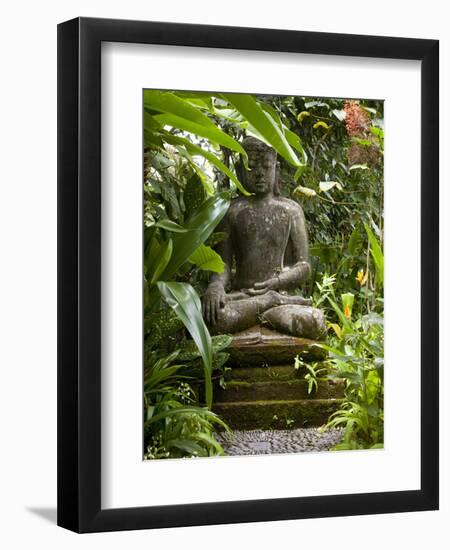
[[230, 196, 247, 206], [273, 196, 305, 215], [228, 196, 248, 215]]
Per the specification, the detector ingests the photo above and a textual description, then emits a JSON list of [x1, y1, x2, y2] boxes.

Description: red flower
[[344, 100, 371, 138]]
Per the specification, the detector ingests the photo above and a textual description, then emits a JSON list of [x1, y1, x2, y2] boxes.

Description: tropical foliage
[[143, 89, 384, 457]]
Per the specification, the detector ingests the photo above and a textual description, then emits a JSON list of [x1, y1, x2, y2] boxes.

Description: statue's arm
[[277, 204, 310, 290], [208, 216, 232, 289], [202, 215, 233, 324]]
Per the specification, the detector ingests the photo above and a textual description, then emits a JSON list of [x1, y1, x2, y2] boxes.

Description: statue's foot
[[262, 304, 327, 340]]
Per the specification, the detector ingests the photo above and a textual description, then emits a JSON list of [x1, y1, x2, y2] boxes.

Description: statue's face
[[243, 147, 277, 196]]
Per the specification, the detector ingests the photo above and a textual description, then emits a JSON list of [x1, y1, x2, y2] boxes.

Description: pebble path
[[215, 427, 344, 456]]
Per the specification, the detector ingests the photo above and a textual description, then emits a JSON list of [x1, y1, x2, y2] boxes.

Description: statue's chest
[[234, 207, 290, 249]]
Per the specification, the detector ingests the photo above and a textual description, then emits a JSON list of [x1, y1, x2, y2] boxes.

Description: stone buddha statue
[[202, 136, 326, 341]]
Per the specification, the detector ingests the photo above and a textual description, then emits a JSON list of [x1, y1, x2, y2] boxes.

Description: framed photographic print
[[57, 17, 439, 533]]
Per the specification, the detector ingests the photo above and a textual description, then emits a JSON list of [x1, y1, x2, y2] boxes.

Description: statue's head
[[241, 136, 277, 196]]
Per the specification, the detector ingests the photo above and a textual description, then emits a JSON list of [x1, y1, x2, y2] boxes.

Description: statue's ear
[[273, 160, 281, 196], [236, 157, 245, 183]]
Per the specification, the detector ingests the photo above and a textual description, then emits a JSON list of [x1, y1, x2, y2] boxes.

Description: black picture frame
[[57, 16, 439, 533]]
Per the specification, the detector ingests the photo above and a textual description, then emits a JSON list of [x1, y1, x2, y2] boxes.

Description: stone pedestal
[[213, 325, 344, 430], [228, 325, 327, 366]]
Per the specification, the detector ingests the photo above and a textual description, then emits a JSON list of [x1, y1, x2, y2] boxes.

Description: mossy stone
[[213, 398, 344, 430], [215, 378, 344, 402], [228, 325, 327, 366]]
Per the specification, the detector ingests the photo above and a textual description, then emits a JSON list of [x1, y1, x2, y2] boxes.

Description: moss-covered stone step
[[225, 365, 323, 382], [213, 398, 344, 430], [228, 325, 327, 366], [216, 378, 344, 402]]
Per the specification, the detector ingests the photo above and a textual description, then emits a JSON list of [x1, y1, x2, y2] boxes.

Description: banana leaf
[[144, 90, 245, 154], [189, 244, 225, 273], [160, 192, 229, 280], [151, 112, 245, 156], [220, 93, 302, 167], [161, 132, 249, 196], [157, 281, 213, 408], [149, 239, 173, 285]]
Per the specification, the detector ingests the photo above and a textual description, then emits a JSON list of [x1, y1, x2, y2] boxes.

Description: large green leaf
[[144, 129, 163, 148], [284, 127, 308, 163], [221, 93, 301, 167], [154, 219, 189, 233], [244, 119, 308, 175], [149, 239, 173, 285], [161, 132, 249, 196], [149, 111, 246, 156], [213, 106, 243, 123], [157, 281, 213, 408], [174, 91, 214, 111], [189, 244, 225, 273], [172, 144, 215, 195], [259, 103, 308, 164], [144, 233, 162, 279], [160, 192, 230, 280], [166, 439, 206, 456], [143, 110, 164, 132], [364, 223, 384, 285], [259, 101, 284, 127], [144, 89, 245, 155], [144, 91, 215, 128]]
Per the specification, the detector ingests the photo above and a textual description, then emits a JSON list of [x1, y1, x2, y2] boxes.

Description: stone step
[[213, 399, 344, 430], [216, 378, 344, 402], [225, 365, 320, 382]]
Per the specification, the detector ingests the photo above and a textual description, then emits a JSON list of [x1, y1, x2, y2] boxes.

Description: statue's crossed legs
[[210, 290, 326, 340]]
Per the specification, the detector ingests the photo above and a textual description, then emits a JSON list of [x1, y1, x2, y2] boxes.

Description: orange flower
[[344, 306, 351, 319], [356, 269, 368, 286]]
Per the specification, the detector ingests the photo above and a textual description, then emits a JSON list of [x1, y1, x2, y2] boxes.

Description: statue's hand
[[202, 283, 227, 325], [246, 277, 279, 296]]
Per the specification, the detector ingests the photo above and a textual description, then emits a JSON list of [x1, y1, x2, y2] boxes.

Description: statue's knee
[[211, 303, 246, 334], [299, 307, 326, 340], [262, 304, 327, 340], [211, 304, 229, 331]]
